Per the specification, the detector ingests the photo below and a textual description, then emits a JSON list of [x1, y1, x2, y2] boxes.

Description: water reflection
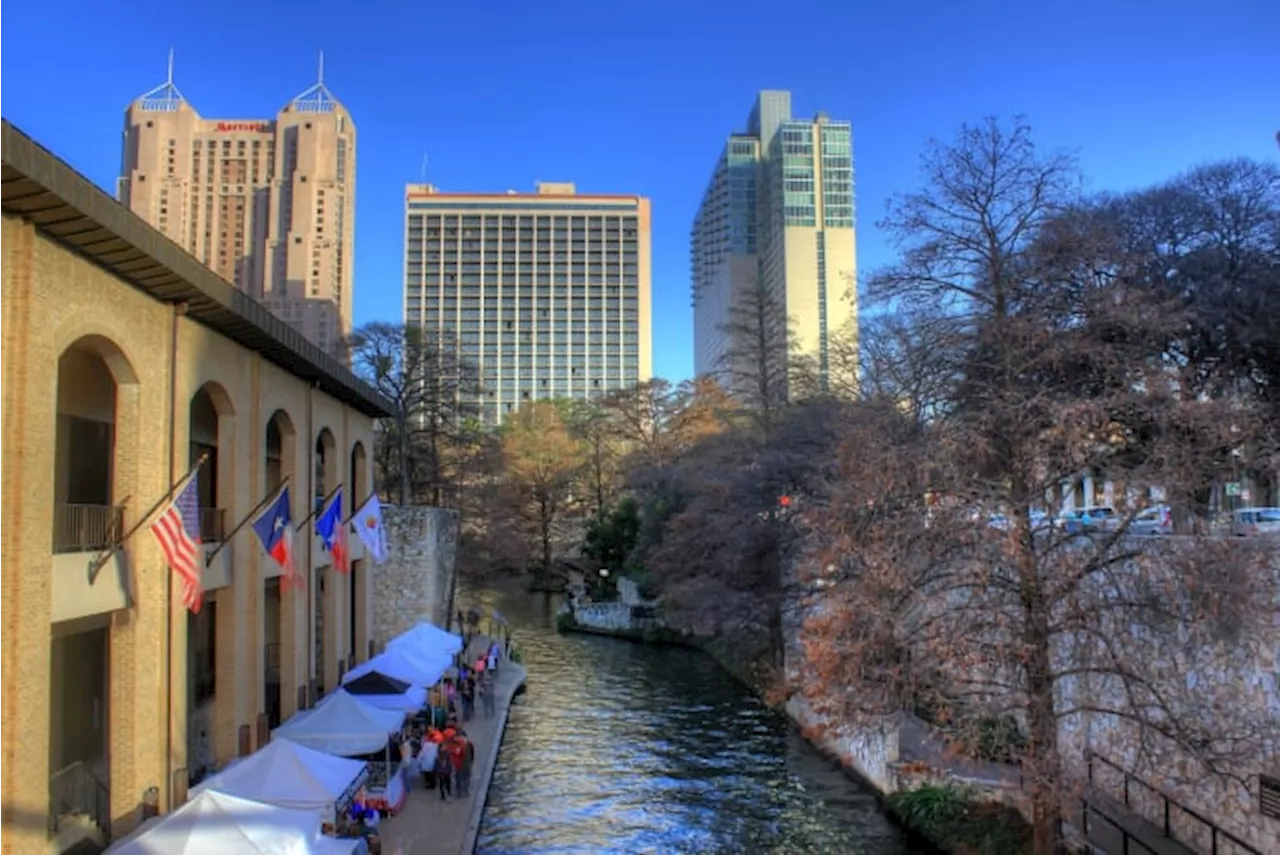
[[473, 588, 920, 855]]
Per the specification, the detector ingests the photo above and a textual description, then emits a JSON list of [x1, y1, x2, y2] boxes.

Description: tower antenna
[[318, 50, 324, 87], [167, 48, 175, 85], [421, 153, 429, 182]]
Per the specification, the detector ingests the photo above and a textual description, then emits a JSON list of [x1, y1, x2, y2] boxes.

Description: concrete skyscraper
[[691, 90, 857, 395], [403, 182, 652, 425], [119, 56, 356, 356]]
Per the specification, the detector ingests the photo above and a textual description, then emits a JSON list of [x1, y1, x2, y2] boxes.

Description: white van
[[1230, 507, 1280, 538]]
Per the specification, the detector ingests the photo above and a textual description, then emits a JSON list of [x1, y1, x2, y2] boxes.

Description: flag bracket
[[84, 495, 131, 584], [205, 474, 293, 567], [86, 450, 211, 583]]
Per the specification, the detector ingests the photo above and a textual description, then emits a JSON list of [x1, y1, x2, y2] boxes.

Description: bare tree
[[348, 322, 478, 506], [716, 281, 818, 438], [858, 309, 962, 425], [796, 117, 1275, 854], [558, 398, 621, 517]]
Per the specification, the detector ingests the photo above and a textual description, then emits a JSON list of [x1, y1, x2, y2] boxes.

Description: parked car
[[1129, 504, 1172, 536], [1059, 507, 1118, 534], [1230, 507, 1280, 538]]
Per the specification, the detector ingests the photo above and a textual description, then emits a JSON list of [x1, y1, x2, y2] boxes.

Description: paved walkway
[[377, 636, 526, 855]]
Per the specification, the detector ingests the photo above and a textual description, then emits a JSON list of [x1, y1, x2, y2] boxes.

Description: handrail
[[48, 761, 111, 840], [1086, 751, 1261, 855], [1081, 797, 1159, 855]]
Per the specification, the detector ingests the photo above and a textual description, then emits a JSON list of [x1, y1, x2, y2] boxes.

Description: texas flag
[[315, 486, 349, 573], [252, 486, 300, 588]]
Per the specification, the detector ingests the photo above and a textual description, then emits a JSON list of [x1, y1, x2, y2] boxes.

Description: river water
[[470, 588, 920, 855]]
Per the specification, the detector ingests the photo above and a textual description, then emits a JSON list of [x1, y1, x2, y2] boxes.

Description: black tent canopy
[[342, 671, 411, 696]]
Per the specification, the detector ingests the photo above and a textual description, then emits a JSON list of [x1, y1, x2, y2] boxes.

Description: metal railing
[[48, 761, 110, 839], [1086, 752, 1260, 855], [53, 504, 124, 554], [198, 507, 226, 543]]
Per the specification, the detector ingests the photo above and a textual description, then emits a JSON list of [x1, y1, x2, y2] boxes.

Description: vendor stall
[[272, 693, 409, 816], [387, 621, 463, 660], [192, 737, 367, 822], [342, 670, 429, 714], [343, 648, 447, 691], [105, 790, 360, 855], [273, 692, 405, 756]]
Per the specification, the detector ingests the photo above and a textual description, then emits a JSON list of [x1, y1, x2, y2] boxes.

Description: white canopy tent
[[343, 648, 448, 690], [191, 738, 368, 819], [272, 691, 405, 757], [106, 789, 359, 855], [387, 621, 463, 660]]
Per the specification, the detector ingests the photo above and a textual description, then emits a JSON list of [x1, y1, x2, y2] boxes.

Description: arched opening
[[348, 442, 369, 662], [313, 428, 338, 693], [186, 383, 233, 785], [263, 410, 296, 729], [189, 384, 234, 541], [50, 335, 137, 832]]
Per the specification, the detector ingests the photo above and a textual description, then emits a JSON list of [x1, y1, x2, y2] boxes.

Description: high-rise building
[[119, 58, 356, 356], [691, 90, 857, 395], [403, 182, 653, 425]]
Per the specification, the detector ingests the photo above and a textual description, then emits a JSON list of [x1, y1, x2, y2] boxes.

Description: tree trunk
[[396, 415, 412, 506], [539, 494, 552, 582]]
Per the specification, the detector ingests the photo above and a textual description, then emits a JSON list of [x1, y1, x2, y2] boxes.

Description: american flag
[[150, 472, 204, 612]]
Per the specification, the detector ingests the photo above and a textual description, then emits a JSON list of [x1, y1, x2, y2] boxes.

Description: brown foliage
[[792, 118, 1278, 855], [497, 401, 585, 581]]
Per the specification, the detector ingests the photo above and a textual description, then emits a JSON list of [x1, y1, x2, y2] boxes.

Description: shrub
[[975, 714, 1027, 765], [554, 611, 576, 633], [887, 786, 1032, 855]]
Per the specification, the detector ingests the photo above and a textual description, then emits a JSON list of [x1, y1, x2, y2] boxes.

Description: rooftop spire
[[133, 47, 186, 112], [290, 50, 339, 114]]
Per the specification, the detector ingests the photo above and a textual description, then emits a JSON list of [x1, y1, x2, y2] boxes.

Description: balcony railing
[[48, 761, 110, 839], [198, 507, 226, 543], [53, 504, 124, 554]]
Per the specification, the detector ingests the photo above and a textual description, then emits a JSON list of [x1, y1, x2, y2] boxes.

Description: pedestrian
[[444, 678, 457, 716], [452, 733, 472, 798], [433, 743, 453, 800], [481, 679, 497, 717], [417, 738, 438, 790], [460, 673, 475, 721], [488, 642, 500, 675]]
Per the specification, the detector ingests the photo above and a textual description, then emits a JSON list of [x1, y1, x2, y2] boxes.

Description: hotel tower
[[691, 90, 857, 396], [119, 56, 356, 357], [403, 182, 652, 425]]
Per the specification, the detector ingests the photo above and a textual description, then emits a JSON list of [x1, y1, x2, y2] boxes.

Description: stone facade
[[1, 132, 384, 855], [370, 506, 460, 650]]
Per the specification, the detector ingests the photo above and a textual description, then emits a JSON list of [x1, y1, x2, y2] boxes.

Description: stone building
[[0, 120, 391, 853]]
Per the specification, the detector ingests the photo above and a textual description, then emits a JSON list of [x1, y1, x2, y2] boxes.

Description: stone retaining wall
[[370, 506, 459, 650]]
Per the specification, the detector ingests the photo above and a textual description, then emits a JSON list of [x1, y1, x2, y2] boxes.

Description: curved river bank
[[469, 587, 921, 855]]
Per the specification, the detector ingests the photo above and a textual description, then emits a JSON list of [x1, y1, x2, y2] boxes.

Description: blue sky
[[3, 0, 1277, 382]]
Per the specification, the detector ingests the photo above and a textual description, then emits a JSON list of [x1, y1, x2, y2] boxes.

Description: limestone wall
[[370, 506, 459, 651], [574, 602, 635, 631], [783, 535, 1280, 851]]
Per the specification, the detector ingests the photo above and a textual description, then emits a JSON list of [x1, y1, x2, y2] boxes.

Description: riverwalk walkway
[[377, 635, 527, 855]]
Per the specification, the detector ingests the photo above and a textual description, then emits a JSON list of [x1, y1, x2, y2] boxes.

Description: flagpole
[[343, 488, 379, 525], [297, 481, 343, 532], [86, 451, 209, 583], [203, 475, 293, 567], [165, 300, 188, 815]]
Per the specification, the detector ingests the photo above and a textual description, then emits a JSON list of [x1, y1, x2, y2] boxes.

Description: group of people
[[398, 637, 506, 804]]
